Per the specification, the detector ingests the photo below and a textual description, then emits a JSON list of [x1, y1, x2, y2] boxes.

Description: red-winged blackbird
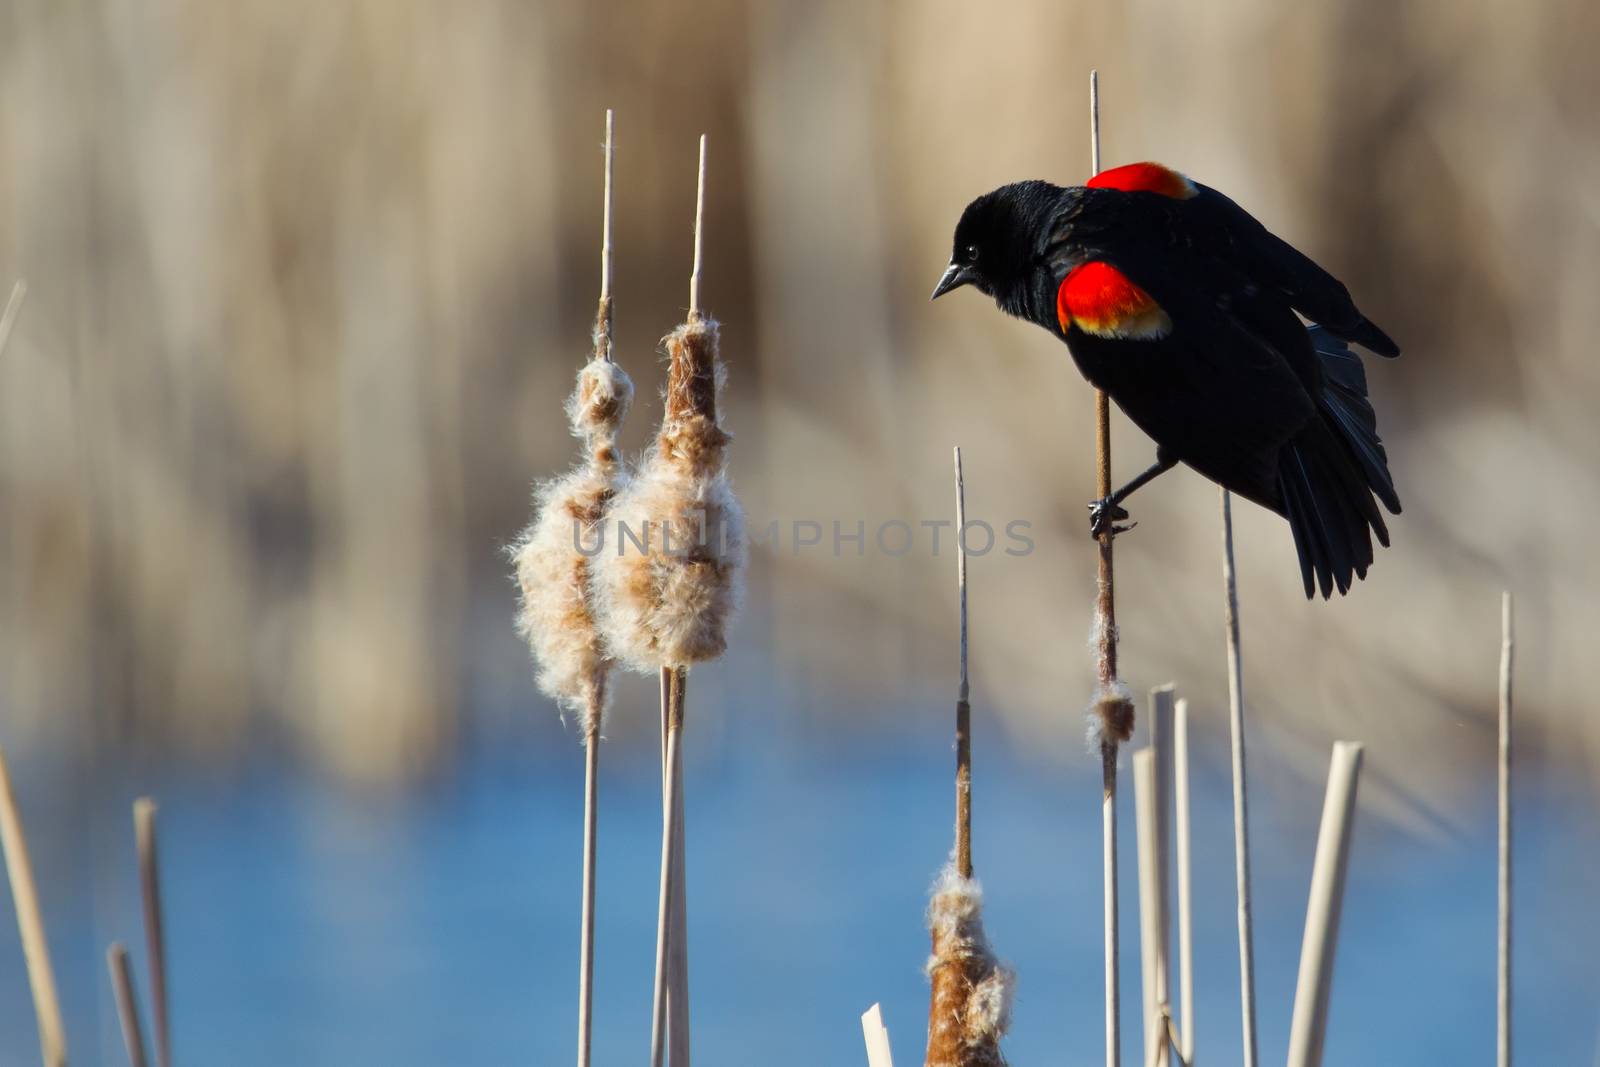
[[933, 162, 1401, 599]]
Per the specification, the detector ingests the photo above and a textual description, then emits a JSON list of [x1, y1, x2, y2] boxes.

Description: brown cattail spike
[[596, 317, 744, 673], [515, 357, 634, 736], [661, 318, 728, 466], [925, 863, 1014, 1067]]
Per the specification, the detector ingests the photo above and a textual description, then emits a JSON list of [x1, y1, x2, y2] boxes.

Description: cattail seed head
[[513, 358, 636, 736], [595, 317, 745, 672], [566, 356, 634, 466], [1087, 680, 1136, 750], [925, 860, 1014, 1067]]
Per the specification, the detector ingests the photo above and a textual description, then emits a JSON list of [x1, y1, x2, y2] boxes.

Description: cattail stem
[[668, 670, 691, 1067], [689, 136, 707, 321], [577, 722, 599, 1067], [1498, 592, 1513, 1067], [107, 943, 150, 1067], [1133, 748, 1170, 1067], [650, 669, 689, 1067], [134, 798, 171, 1067], [649, 732, 679, 1067], [595, 110, 616, 362], [1142, 688, 1175, 1067], [600, 112, 615, 300], [1173, 700, 1194, 1066], [1219, 489, 1257, 1067], [0, 745, 67, 1067], [649, 675, 694, 1067], [1286, 742, 1363, 1067], [1088, 67, 1125, 1067], [861, 1003, 896, 1067], [651, 667, 671, 1065], [573, 109, 617, 1067], [658, 136, 708, 1067], [954, 447, 972, 878], [630, 135, 730, 1067]]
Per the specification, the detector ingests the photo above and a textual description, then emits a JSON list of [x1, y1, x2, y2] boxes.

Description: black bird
[[932, 162, 1401, 598]]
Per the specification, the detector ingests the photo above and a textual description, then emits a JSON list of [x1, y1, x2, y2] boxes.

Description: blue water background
[[1, 718, 1595, 1065]]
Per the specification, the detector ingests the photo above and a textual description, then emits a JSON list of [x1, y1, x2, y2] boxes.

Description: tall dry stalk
[[134, 798, 171, 1067], [1172, 699, 1194, 1067], [107, 942, 151, 1067], [1086, 69, 1135, 1067], [1219, 488, 1257, 1067], [591, 134, 744, 1067], [0, 745, 67, 1067], [955, 447, 972, 879], [1285, 742, 1364, 1067], [1139, 688, 1175, 1067], [1498, 591, 1514, 1067], [663, 133, 713, 1067], [652, 668, 688, 1067], [511, 109, 632, 1067], [923, 447, 1013, 1067], [862, 1003, 897, 1067]]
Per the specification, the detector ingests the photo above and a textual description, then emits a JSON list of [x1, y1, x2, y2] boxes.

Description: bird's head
[[931, 180, 1066, 318]]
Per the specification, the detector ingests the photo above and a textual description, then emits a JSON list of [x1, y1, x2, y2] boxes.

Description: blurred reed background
[[4, 0, 1597, 803]]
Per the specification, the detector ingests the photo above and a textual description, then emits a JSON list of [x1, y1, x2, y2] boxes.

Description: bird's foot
[[1088, 498, 1135, 539]]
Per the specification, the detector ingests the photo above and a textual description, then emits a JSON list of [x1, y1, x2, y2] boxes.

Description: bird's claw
[[1088, 498, 1134, 539]]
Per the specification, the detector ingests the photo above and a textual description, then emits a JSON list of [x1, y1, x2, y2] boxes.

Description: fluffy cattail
[[595, 316, 744, 671], [1089, 680, 1136, 750], [925, 860, 1014, 1067], [1087, 615, 1135, 748], [513, 357, 634, 734]]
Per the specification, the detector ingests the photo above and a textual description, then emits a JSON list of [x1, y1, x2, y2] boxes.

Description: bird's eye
[[964, 244, 980, 264]]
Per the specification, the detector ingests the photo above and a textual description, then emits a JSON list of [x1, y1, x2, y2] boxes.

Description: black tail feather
[[1310, 326, 1402, 515], [1277, 328, 1401, 598], [1279, 430, 1374, 599]]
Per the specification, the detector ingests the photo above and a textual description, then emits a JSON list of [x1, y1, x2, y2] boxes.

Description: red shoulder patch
[[1057, 262, 1172, 340], [1086, 162, 1198, 200]]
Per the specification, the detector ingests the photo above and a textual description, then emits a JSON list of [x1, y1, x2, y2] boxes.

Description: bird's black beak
[[930, 262, 970, 301]]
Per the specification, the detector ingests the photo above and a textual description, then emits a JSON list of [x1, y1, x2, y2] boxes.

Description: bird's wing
[[1183, 183, 1400, 357], [1050, 236, 1320, 504]]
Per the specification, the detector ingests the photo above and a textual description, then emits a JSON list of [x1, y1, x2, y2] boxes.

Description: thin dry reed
[[862, 1004, 896, 1067], [924, 447, 1013, 1067], [594, 134, 742, 1067], [134, 798, 171, 1067], [1086, 69, 1132, 1067], [0, 745, 67, 1067], [665, 666, 690, 1067], [107, 943, 151, 1067], [511, 109, 632, 1067], [1173, 699, 1194, 1067], [954, 447, 972, 879], [1219, 488, 1258, 1067], [1139, 688, 1175, 1067], [1498, 592, 1513, 1067], [1285, 742, 1364, 1067]]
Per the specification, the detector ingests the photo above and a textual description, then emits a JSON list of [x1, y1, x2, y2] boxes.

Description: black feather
[[1309, 327, 1402, 515]]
